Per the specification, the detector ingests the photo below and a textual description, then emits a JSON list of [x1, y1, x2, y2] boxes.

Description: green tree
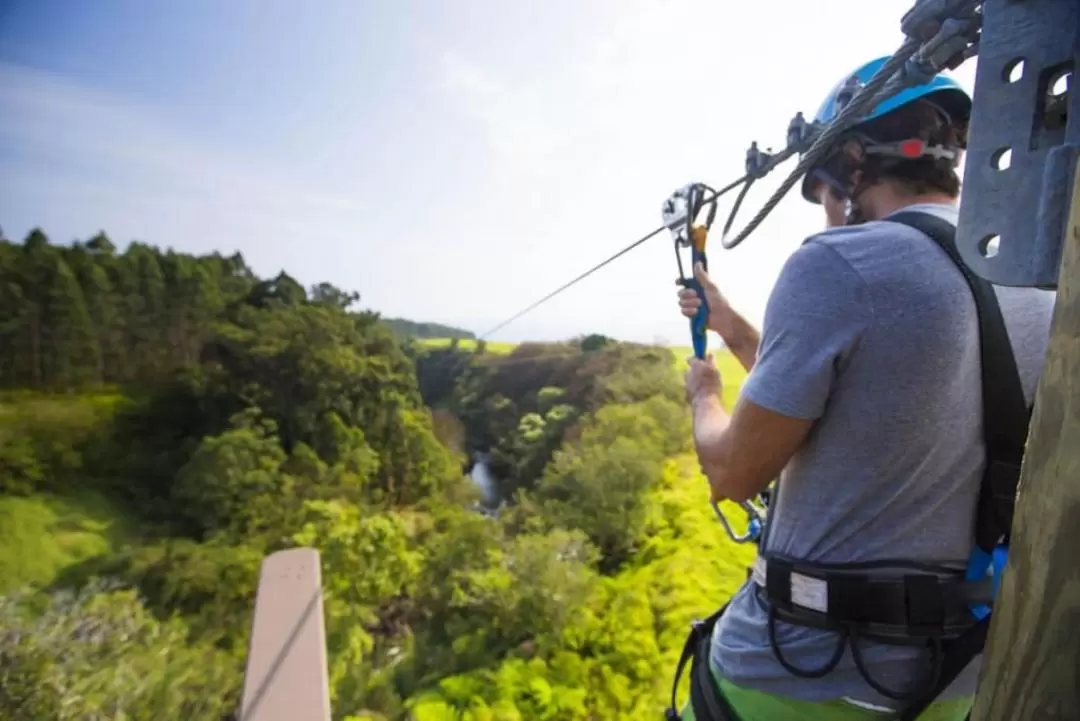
[[293, 500, 423, 712], [101, 538, 262, 651], [10, 229, 56, 387], [43, 256, 101, 388], [171, 407, 292, 539], [202, 302, 458, 504], [311, 282, 360, 310], [82, 262, 120, 381], [130, 244, 168, 374], [85, 231, 116, 255], [579, 333, 614, 352], [0, 581, 241, 721], [537, 435, 661, 572], [243, 270, 307, 308]]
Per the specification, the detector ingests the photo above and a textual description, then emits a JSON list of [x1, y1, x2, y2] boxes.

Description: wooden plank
[[239, 547, 332, 721], [971, 163, 1080, 719]]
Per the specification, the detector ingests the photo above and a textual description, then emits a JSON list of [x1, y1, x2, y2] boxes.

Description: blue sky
[[0, 0, 977, 343]]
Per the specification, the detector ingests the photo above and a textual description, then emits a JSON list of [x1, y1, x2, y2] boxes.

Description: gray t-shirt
[[710, 203, 1056, 710]]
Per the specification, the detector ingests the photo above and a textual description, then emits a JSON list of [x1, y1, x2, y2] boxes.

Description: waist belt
[[751, 554, 989, 642]]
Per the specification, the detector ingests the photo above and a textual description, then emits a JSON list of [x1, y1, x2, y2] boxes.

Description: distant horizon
[[0, 222, 727, 347], [0, 0, 977, 345]]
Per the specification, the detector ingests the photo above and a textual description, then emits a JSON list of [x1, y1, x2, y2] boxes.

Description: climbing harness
[[662, 182, 769, 545]]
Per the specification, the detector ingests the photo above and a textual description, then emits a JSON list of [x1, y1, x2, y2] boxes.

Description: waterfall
[[469, 451, 498, 506]]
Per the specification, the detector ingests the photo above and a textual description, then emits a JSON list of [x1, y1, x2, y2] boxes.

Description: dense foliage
[[0, 228, 753, 720]]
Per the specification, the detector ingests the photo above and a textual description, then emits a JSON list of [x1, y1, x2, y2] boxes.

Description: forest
[[0, 228, 753, 720]]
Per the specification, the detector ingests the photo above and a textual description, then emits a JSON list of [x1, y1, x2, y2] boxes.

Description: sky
[[0, 0, 978, 344]]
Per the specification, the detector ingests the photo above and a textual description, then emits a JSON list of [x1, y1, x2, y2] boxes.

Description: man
[[674, 57, 1056, 720]]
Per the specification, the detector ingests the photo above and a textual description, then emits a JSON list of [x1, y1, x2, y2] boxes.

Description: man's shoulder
[[799, 219, 940, 287], [802, 218, 918, 253], [805, 204, 961, 259]]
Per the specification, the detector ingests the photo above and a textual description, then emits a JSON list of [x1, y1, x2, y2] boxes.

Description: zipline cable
[[721, 35, 923, 249], [468, 137, 805, 341], [473, 45, 908, 340], [476, 173, 751, 340], [473, 0, 981, 340]]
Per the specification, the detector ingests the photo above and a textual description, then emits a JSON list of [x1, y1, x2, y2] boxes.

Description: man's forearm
[[691, 393, 731, 468], [713, 305, 760, 373]]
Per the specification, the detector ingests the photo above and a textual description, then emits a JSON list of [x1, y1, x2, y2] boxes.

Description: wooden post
[[970, 163, 1080, 719], [239, 548, 332, 721]]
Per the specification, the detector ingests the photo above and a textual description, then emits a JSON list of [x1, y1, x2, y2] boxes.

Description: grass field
[[669, 345, 747, 410], [416, 338, 517, 354], [0, 491, 135, 594]]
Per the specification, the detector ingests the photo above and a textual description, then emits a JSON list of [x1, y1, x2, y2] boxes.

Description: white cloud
[[0, 61, 379, 292], [0, 62, 361, 219], [439, 50, 572, 172]]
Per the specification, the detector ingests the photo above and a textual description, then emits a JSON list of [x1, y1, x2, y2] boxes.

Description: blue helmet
[[801, 56, 972, 203]]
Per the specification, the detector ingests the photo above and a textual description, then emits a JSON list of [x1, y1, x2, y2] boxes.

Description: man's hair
[[853, 99, 966, 198]]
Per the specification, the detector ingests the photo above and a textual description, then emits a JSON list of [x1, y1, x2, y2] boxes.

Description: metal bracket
[[956, 0, 1078, 289]]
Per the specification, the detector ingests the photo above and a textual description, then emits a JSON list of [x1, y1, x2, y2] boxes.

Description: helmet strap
[[810, 132, 961, 225], [852, 132, 960, 166], [808, 150, 869, 226]]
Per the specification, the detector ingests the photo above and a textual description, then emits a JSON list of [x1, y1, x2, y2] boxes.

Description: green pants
[[680, 667, 974, 721]]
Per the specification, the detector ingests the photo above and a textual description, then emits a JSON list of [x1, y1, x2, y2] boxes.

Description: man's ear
[[842, 139, 865, 179], [840, 138, 865, 161], [849, 167, 863, 189], [822, 188, 847, 229]]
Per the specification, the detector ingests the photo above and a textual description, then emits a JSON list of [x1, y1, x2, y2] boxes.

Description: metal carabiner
[[661, 182, 718, 359], [664, 183, 770, 544], [710, 497, 766, 544]]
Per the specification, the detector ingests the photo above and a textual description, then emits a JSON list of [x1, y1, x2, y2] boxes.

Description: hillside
[[0, 228, 753, 721], [382, 317, 477, 341]]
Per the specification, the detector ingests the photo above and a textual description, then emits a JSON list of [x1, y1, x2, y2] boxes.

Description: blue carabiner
[[965, 542, 1010, 621], [683, 227, 710, 360], [662, 183, 718, 360]]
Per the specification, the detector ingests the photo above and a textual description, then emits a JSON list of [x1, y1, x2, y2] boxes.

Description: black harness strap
[[887, 211, 1029, 720], [897, 616, 989, 721], [667, 605, 740, 720], [757, 556, 978, 640], [887, 211, 1029, 554], [690, 626, 736, 721]]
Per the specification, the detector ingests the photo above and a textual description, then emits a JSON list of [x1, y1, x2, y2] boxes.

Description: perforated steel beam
[[956, 0, 1078, 289]]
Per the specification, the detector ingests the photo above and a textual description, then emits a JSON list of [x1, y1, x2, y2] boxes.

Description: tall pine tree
[[43, 256, 101, 389]]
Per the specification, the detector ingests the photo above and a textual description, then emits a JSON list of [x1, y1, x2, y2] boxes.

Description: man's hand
[[676, 262, 760, 373], [685, 354, 723, 406], [677, 262, 732, 335]]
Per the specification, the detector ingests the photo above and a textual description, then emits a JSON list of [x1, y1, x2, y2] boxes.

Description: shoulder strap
[[887, 211, 1029, 552], [887, 211, 1029, 721]]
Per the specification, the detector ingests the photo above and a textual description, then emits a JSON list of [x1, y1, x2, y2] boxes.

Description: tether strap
[[690, 620, 739, 721], [887, 211, 1029, 553], [897, 616, 989, 721], [667, 604, 738, 720]]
